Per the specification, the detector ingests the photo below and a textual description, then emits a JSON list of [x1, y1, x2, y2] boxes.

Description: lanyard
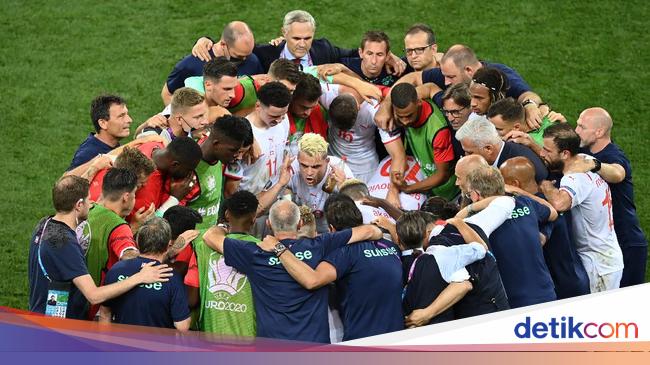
[[36, 218, 53, 282], [401, 250, 422, 300]]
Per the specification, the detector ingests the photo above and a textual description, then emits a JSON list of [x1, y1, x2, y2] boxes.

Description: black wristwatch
[[591, 158, 602, 173], [272, 242, 287, 257]]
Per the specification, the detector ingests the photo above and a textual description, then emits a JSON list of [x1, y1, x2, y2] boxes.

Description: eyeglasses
[[442, 106, 467, 117], [404, 43, 434, 56]]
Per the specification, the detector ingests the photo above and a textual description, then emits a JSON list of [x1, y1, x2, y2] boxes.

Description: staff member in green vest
[[81, 168, 142, 289], [188, 115, 253, 231], [193, 190, 259, 336], [388, 83, 458, 200]]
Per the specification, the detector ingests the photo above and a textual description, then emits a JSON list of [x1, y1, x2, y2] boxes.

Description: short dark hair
[[136, 217, 172, 254], [102, 168, 138, 201], [258, 81, 292, 108], [391, 83, 419, 109], [292, 74, 322, 102], [163, 206, 202, 240], [223, 190, 259, 218], [360, 30, 390, 52], [167, 136, 203, 169], [329, 94, 358, 130], [269, 59, 302, 85], [543, 123, 581, 156], [396, 210, 435, 249], [210, 115, 253, 147], [203, 56, 238, 82], [421, 197, 459, 220], [90, 94, 125, 133], [472, 66, 509, 103], [114, 147, 155, 179], [442, 82, 471, 108], [52, 176, 90, 213], [324, 193, 363, 230], [487, 97, 525, 124], [406, 23, 436, 44]]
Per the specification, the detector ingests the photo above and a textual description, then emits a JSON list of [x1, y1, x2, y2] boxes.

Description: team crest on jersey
[[207, 252, 247, 299], [76, 221, 91, 255], [206, 175, 216, 191]]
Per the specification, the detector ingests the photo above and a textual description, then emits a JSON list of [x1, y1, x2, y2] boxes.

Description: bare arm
[[72, 263, 172, 305], [202, 226, 228, 254], [446, 217, 488, 251], [415, 83, 442, 100], [161, 83, 173, 106], [566, 157, 626, 184], [280, 253, 337, 290], [539, 180, 573, 212], [404, 281, 472, 328]]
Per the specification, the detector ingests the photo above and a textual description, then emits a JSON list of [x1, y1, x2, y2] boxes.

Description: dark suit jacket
[[253, 38, 356, 72], [496, 141, 549, 183]]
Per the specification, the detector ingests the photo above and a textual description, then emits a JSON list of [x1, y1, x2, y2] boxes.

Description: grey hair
[[136, 217, 172, 254], [269, 200, 301, 233], [282, 10, 316, 32], [466, 166, 505, 198], [455, 114, 502, 148]]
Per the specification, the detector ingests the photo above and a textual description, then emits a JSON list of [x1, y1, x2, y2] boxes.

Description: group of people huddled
[[28, 10, 647, 343]]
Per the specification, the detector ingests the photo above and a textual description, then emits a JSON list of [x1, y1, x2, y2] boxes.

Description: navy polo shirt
[[535, 194, 590, 300], [28, 218, 89, 319], [589, 143, 647, 247], [166, 50, 264, 95], [422, 61, 532, 100], [489, 195, 556, 308], [324, 239, 403, 341], [402, 254, 455, 325], [340, 57, 402, 86], [68, 133, 116, 170], [223, 230, 352, 343], [104, 257, 190, 329]]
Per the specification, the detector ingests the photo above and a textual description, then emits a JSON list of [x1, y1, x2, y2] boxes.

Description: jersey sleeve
[[320, 229, 353, 256], [108, 224, 137, 259], [494, 63, 531, 99], [560, 174, 590, 208], [302, 66, 334, 83], [447, 268, 471, 283], [228, 77, 256, 110], [223, 238, 257, 274], [318, 82, 340, 110], [421, 68, 446, 89], [464, 196, 516, 236], [530, 198, 551, 225], [50, 242, 89, 282], [183, 252, 199, 288], [379, 128, 402, 144], [425, 243, 487, 283], [323, 247, 352, 278], [127, 171, 164, 223], [224, 161, 244, 180], [184, 76, 206, 94], [170, 274, 191, 322], [432, 128, 455, 163]]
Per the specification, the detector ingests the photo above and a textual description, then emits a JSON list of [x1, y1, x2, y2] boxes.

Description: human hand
[[170, 174, 196, 200], [546, 111, 567, 123], [133, 203, 155, 227], [355, 81, 382, 104], [384, 52, 406, 76], [136, 261, 173, 283], [192, 37, 214, 62], [259, 235, 280, 252], [503, 130, 535, 148], [385, 187, 402, 209], [316, 63, 342, 79], [268, 36, 285, 46], [404, 309, 432, 328], [143, 114, 168, 130], [525, 104, 543, 130], [278, 153, 295, 186]]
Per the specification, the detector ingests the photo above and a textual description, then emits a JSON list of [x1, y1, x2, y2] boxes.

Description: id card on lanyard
[[36, 218, 71, 318]]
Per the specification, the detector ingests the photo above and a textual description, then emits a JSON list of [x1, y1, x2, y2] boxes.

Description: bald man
[[454, 154, 488, 207], [500, 157, 590, 299], [162, 21, 264, 105], [575, 107, 647, 287], [201, 199, 383, 343]]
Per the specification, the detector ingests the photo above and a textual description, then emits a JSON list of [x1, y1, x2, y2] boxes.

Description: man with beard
[[539, 123, 624, 292]]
